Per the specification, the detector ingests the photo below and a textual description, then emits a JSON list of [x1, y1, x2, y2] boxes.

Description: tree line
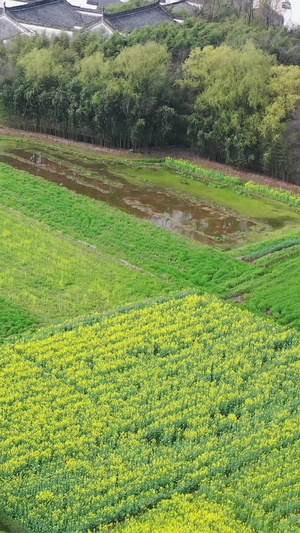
[[1, 12, 300, 181]]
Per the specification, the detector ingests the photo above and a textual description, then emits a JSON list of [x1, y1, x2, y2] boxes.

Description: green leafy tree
[[18, 48, 62, 84], [182, 41, 300, 172]]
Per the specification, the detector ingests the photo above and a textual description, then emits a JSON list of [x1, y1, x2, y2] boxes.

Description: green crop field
[[0, 203, 171, 335], [0, 164, 247, 290], [1, 138, 300, 533], [227, 235, 300, 329], [1, 157, 300, 334], [109, 492, 254, 533]]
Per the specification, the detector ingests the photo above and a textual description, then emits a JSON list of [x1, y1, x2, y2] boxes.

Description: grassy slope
[[1, 293, 300, 533], [2, 159, 300, 332], [0, 204, 169, 329], [0, 162, 249, 295], [237, 251, 300, 328], [228, 235, 300, 329], [2, 136, 300, 243]]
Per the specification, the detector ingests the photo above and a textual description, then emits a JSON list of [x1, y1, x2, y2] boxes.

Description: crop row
[[1, 293, 300, 532], [229, 243, 300, 329], [233, 233, 300, 261], [164, 157, 300, 209], [102, 493, 253, 533]]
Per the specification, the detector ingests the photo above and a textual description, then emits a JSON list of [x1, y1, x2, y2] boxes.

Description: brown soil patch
[[0, 125, 147, 160], [237, 256, 255, 263], [1, 124, 300, 196], [226, 294, 246, 304], [264, 309, 273, 316]]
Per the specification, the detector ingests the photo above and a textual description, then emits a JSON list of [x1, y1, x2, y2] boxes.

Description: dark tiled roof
[[12, 0, 43, 3], [79, 11, 102, 25], [105, 1, 173, 31], [0, 15, 26, 40], [88, 0, 123, 7], [99, 0, 123, 8], [8, 0, 101, 30]]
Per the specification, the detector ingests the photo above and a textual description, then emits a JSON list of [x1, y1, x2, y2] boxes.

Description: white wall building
[[0, 0, 177, 42], [289, 0, 300, 27], [254, 0, 300, 27]]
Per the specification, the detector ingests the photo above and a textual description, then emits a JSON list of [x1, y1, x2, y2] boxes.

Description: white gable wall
[[69, 0, 98, 10], [0, 0, 24, 6], [89, 20, 114, 35], [0, 12, 34, 36], [289, 0, 300, 27], [18, 19, 113, 37], [19, 21, 74, 36]]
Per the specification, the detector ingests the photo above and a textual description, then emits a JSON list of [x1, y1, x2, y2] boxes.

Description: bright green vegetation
[[164, 158, 300, 209], [2, 152, 300, 334], [0, 204, 170, 329], [224, 233, 300, 329], [231, 244, 300, 329], [0, 162, 249, 295], [2, 293, 300, 533], [235, 233, 300, 261]]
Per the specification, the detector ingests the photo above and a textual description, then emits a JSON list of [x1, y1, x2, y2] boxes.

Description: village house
[[0, 0, 113, 41], [0, 0, 191, 42]]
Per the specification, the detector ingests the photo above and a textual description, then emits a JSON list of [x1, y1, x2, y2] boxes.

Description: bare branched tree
[[255, 0, 284, 28], [201, 0, 255, 23]]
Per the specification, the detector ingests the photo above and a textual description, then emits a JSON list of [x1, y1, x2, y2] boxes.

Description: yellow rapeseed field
[[1, 293, 300, 532]]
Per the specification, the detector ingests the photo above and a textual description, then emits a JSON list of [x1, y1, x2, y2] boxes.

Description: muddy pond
[[0, 139, 298, 248]]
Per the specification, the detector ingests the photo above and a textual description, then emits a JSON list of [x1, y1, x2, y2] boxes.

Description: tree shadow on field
[[0, 512, 26, 533]]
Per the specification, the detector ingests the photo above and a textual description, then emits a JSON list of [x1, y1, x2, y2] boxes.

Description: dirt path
[[1, 124, 300, 196]]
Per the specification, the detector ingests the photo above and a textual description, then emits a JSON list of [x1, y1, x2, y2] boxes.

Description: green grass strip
[[0, 163, 249, 297], [164, 158, 300, 209]]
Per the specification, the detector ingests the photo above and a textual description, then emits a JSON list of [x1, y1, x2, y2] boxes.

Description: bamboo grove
[[1, 14, 300, 181]]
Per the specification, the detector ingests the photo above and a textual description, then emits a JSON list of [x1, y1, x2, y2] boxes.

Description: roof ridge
[[76, 6, 101, 12], [165, 0, 187, 4], [8, 0, 65, 11], [77, 7, 102, 25], [159, 1, 176, 17]]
